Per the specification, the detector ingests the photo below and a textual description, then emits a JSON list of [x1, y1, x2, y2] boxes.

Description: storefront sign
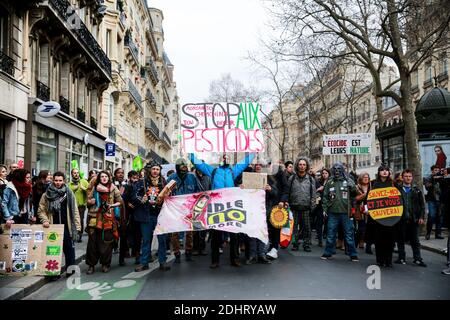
[[36, 101, 61, 118], [322, 133, 372, 155], [367, 187, 403, 226], [106, 143, 116, 156], [180, 102, 265, 153]]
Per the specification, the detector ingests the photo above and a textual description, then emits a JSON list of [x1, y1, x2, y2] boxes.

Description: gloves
[[323, 211, 328, 218]]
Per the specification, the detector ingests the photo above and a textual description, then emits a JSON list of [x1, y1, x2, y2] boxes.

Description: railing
[[119, 11, 126, 28], [49, 0, 111, 76], [146, 89, 156, 106], [437, 71, 448, 82], [0, 50, 14, 76], [149, 150, 163, 164], [146, 57, 159, 85], [126, 78, 142, 109], [108, 126, 117, 140], [163, 131, 171, 146], [37, 80, 50, 102], [90, 116, 97, 130], [145, 118, 160, 138], [138, 146, 146, 158], [124, 32, 139, 64], [59, 96, 70, 114], [77, 107, 86, 123]]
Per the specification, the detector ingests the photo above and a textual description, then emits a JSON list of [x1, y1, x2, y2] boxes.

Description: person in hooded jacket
[[279, 156, 317, 252], [190, 152, 256, 268], [167, 158, 204, 263], [2, 169, 33, 226], [320, 162, 359, 262]]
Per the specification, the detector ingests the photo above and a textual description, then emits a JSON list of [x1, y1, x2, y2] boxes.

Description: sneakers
[[219, 248, 224, 254], [303, 246, 311, 252], [266, 248, 278, 260], [350, 256, 359, 262], [245, 257, 257, 265], [442, 267, 450, 275], [231, 259, 241, 267], [209, 262, 219, 269], [413, 259, 427, 267], [101, 265, 110, 273], [394, 259, 406, 265], [321, 254, 332, 260], [436, 234, 444, 240], [135, 264, 149, 272], [291, 245, 299, 251]]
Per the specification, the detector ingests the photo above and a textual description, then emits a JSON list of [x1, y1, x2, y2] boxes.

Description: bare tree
[[207, 73, 261, 102], [271, 0, 450, 185], [247, 47, 302, 162]]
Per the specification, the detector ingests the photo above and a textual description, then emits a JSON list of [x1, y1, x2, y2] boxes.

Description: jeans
[[395, 219, 422, 261], [427, 201, 442, 235], [139, 216, 167, 265], [323, 213, 358, 257], [249, 237, 267, 258]]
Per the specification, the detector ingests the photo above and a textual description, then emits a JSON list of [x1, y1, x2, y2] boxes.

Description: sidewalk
[[0, 237, 87, 300], [419, 229, 448, 256]]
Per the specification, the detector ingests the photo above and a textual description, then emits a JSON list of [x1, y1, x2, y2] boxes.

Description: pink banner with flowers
[[155, 187, 268, 244]]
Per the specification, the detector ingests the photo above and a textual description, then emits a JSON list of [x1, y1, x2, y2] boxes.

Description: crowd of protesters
[[0, 156, 449, 277]]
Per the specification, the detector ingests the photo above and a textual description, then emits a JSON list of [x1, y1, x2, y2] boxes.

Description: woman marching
[[354, 172, 371, 251], [2, 169, 33, 226], [85, 171, 123, 274]]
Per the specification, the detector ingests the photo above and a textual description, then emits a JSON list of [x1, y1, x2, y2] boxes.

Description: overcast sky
[[148, 0, 271, 106]]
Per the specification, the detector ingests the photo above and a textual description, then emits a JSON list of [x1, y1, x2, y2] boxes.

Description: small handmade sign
[[0, 224, 64, 276]]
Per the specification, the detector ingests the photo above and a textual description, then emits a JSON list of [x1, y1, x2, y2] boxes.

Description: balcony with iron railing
[[146, 57, 159, 85], [0, 50, 14, 76], [59, 96, 70, 114], [145, 118, 160, 139], [124, 32, 139, 65], [162, 131, 171, 147], [77, 107, 86, 123], [138, 146, 146, 158], [145, 89, 156, 107], [37, 80, 50, 102], [90, 116, 97, 130], [125, 78, 142, 111], [48, 0, 111, 78], [108, 126, 117, 141], [119, 11, 126, 29]]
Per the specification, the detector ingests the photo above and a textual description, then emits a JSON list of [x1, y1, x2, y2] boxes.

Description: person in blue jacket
[[189, 152, 256, 268], [167, 158, 204, 263]]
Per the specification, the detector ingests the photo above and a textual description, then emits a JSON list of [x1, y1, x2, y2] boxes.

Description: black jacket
[[397, 183, 425, 223]]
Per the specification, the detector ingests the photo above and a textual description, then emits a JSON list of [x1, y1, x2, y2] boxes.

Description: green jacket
[[322, 177, 357, 215], [68, 179, 89, 207]]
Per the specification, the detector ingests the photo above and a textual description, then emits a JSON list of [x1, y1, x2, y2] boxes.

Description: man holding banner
[[190, 152, 256, 268]]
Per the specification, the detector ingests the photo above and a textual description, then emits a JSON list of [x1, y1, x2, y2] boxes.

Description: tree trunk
[[399, 76, 423, 188]]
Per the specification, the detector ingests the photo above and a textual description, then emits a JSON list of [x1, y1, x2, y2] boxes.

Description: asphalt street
[[24, 239, 450, 300]]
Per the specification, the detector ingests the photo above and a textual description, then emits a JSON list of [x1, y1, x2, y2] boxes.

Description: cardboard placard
[[0, 224, 64, 276], [242, 172, 267, 189]]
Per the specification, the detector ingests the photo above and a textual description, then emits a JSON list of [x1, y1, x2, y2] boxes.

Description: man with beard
[[279, 157, 317, 252], [167, 158, 204, 263], [38, 172, 81, 277]]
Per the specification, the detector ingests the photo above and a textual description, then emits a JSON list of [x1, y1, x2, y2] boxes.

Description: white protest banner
[[155, 187, 268, 243], [322, 133, 372, 155], [180, 102, 265, 153]]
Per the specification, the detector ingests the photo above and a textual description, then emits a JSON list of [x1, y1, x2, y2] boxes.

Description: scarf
[[95, 183, 119, 241], [46, 184, 68, 215], [71, 177, 80, 185], [150, 175, 160, 187], [12, 179, 32, 210]]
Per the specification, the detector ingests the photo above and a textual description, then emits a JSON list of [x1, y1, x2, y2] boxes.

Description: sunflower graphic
[[270, 207, 288, 229]]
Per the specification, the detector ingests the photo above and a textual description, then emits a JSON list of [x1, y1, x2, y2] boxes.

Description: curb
[[2, 252, 87, 301], [421, 244, 447, 256]]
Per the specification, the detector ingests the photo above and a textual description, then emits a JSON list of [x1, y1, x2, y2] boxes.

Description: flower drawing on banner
[[45, 260, 59, 271]]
